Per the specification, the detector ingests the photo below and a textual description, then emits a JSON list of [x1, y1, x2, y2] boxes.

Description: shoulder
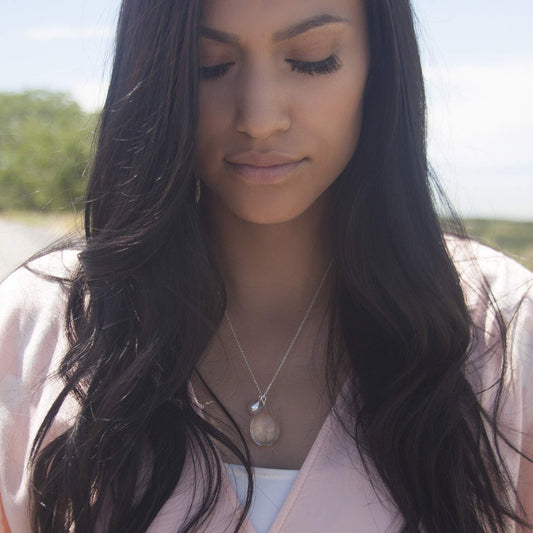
[[0, 250, 79, 532], [0, 248, 79, 382], [446, 234, 533, 395], [0, 248, 79, 388], [0, 249, 78, 328], [0, 248, 79, 301], [447, 235, 533, 430], [445, 234, 533, 319]]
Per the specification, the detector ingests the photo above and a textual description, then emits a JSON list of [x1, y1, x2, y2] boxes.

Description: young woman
[[1, 0, 532, 531]]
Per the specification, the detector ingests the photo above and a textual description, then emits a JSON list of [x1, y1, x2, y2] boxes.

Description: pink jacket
[[1, 240, 532, 532]]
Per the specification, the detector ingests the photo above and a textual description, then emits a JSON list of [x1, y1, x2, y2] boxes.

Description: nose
[[234, 60, 291, 139]]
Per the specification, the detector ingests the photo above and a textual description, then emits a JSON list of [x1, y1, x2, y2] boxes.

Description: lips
[[224, 151, 305, 184], [225, 151, 303, 167], [224, 160, 304, 185]]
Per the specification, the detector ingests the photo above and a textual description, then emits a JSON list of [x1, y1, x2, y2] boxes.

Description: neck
[[202, 192, 333, 323], [193, 190, 342, 410]]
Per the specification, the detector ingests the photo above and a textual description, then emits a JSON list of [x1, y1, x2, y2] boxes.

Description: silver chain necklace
[[224, 260, 333, 447]]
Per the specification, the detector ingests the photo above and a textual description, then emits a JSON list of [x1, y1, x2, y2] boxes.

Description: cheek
[[195, 87, 229, 177], [197, 81, 236, 135], [197, 87, 220, 146], [296, 69, 366, 170]]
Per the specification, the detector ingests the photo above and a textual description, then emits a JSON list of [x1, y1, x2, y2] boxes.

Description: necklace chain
[[224, 260, 333, 404]]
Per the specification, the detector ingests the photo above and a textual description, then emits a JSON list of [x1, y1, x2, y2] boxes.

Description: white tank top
[[224, 463, 299, 533]]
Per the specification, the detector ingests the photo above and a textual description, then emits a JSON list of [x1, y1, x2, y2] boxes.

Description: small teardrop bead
[[248, 399, 263, 415], [250, 408, 280, 447]]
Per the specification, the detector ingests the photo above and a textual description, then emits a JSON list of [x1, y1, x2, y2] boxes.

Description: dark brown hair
[[29, 0, 531, 531]]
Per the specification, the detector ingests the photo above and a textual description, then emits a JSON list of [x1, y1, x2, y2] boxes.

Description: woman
[[0, 0, 532, 531]]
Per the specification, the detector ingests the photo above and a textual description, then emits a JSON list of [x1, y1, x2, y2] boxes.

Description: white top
[[224, 463, 300, 533]]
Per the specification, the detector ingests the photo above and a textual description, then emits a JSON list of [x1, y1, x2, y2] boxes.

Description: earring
[[195, 177, 202, 204]]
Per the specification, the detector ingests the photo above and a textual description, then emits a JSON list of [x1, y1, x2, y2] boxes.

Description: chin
[[229, 191, 330, 226], [201, 178, 331, 227], [231, 205, 308, 226]]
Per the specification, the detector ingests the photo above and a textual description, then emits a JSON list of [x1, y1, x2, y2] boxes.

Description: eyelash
[[199, 54, 342, 81]]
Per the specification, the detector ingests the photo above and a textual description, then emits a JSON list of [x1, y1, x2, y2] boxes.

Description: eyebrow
[[200, 13, 349, 45]]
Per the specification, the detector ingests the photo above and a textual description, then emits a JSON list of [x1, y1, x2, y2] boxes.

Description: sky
[[1, 0, 532, 220]]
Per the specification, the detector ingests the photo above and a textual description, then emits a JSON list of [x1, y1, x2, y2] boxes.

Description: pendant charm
[[248, 396, 280, 447], [248, 399, 264, 415]]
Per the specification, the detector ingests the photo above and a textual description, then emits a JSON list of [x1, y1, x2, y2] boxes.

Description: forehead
[[200, 0, 363, 43]]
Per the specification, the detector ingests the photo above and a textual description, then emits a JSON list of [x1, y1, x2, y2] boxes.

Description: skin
[[191, 0, 369, 467], [195, 0, 369, 313]]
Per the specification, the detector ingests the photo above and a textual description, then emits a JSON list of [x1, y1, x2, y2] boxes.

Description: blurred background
[[0, 0, 531, 279]]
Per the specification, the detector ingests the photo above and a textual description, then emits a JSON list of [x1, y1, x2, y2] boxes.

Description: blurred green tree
[[0, 90, 97, 211]]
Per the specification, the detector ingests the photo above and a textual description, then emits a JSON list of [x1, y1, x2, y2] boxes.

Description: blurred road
[[0, 218, 65, 281]]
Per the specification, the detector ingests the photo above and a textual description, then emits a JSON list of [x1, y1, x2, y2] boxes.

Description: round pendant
[[249, 407, 280, 447]]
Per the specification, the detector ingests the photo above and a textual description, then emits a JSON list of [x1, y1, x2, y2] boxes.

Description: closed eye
[[200, 54, 342, 81], [286, 54, 342, 76]]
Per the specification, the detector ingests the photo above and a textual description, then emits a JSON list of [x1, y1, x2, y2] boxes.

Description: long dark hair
[[29, 0, 531, 531]]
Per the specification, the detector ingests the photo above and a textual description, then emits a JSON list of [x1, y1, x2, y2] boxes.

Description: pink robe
[[1, 239, 532, 532]]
